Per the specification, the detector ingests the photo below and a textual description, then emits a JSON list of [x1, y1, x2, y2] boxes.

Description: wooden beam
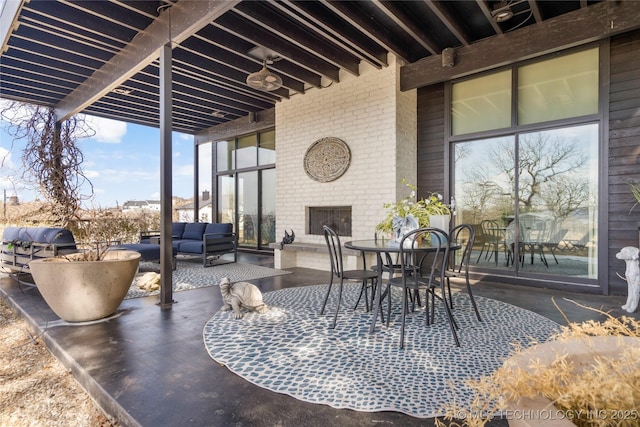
[[55, 0, 239, 121], [321, 0, 412, 63], [195, 108, 275, 144], [0, 0, 23, 54], [372, 0, 438, 55], [401, 0, 640, 90], [426, 0, 471, 47], [234, 1, 360, 76]]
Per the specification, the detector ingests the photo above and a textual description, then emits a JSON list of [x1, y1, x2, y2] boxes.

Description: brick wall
[[274, 55, 417, 270]]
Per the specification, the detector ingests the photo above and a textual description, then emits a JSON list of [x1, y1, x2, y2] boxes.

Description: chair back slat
[[450, 224, 475, 274], [397, 227, 450, 287], [323, 225, 343, 278]]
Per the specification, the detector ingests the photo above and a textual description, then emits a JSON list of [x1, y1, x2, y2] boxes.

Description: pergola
[[3, 0, 635, 306]]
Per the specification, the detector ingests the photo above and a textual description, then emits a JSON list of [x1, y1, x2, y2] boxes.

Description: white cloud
[[0, 147, 18, 192], [84, 169, 100, 179], [85, 115, 127, 144]]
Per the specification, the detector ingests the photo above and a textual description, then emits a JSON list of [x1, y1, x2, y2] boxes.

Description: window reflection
[[454, 124, 598, 279]]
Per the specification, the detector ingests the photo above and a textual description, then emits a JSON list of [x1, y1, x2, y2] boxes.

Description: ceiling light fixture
[[491, 1, 514, 22], [112, 87, 133, 95], [246, 59, 283, 92]]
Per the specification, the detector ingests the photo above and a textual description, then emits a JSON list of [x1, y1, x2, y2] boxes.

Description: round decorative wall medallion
[[303, 137, 351, 183]]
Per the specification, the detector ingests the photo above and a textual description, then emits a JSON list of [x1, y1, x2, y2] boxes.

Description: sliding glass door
[[449, 46, 601, 283], [453, 124, 598, 279], [215, 130, 276, 251]]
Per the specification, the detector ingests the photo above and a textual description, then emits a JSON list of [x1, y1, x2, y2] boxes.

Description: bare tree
[[491, 132, 587, 210], [541, 176, 590, 220], [1, 102, 94, 226]]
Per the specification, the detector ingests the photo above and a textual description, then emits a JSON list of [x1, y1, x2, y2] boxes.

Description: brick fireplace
[[273, 55, 417, 270]]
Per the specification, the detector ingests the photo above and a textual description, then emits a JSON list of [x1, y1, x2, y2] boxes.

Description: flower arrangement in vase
[[376, 180, 451, 241]]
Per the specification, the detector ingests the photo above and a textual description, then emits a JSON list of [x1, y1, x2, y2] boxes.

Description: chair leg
[[428, 288, 435, 325], [465, 276, 482, 322], [372, 279, 385, 325], [353, 281, 367, 311], [446, 277, 453, 309], [385, 284, 392, 327], [399, 288, 409, 349], [475, 245, 485, 263], [330, 280, 344, 329], [364, 280, 370, 312], [320, 276, 334, 315], [538, 245, 548, 267], [440, 283, 460, 346]]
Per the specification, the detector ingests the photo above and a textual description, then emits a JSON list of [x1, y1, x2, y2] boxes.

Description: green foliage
[[376, 180, 451, 233]]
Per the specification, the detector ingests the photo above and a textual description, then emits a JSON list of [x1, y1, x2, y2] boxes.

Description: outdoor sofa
[[0, 226, 172, 272], [139, 222, 237, 267], [0, 226, 78, 272]]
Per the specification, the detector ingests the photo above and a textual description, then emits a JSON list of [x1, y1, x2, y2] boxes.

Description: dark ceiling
[[0, 0, 603, 134]]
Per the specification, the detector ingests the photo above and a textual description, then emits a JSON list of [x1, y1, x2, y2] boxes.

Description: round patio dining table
[[344, 237, 461, 334]]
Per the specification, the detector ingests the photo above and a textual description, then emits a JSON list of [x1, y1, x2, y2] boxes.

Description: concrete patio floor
[[1, 252, 637, 427]]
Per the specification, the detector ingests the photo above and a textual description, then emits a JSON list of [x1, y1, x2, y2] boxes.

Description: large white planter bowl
[[29, 250, 141, 322], [504, 336, 640, 427]]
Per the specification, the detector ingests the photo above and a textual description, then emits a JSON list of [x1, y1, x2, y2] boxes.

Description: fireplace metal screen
[[307, 206, 352, 236]]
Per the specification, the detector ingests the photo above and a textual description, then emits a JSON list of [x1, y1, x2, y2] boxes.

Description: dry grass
[[436, 300, 640, 427], [0, 299, 117, 427]]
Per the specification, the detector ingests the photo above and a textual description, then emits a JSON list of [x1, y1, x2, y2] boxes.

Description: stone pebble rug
[[125, 260, 290, 299], [203, 283, 560, 418]]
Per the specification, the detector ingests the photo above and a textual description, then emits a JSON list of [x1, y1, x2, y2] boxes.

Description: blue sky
[[0, 103, 196, 208]]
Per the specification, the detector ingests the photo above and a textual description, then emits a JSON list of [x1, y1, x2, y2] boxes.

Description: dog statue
[[616, 246, 640, 313], [219, 277, 268, 319]]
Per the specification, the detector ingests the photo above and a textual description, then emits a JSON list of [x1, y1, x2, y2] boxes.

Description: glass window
[[258, 129, 276, 165], [216, 140, 233, 172], [449, 47, 601, 286], [237, 171, 258, 246], [451, 70, 511, 136], [197, 142, 213, 222], [236, 135, 257, 169], [260, 169, 276, 246], [453, 124, 598, 279], [217, 175, 235, 224], [518, 48, 599, 125], [215, 129, 275, 250], [517, 124, 598, 278], [454, 136, 516, 272]]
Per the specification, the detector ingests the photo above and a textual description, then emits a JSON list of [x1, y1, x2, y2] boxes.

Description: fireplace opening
[[307, 206, 352, 236]]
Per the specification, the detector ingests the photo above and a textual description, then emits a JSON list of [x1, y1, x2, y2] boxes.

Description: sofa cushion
[[181, 222, 207, 240], [2, 226, 75, 245], [171, 239, 188, 250], [117, 243, 177, 260], [204, 223, 232, 236], [172, 222, 187, 238], [31, 227, 76, 245], [2, 227, 24, 241], [176, 240, 204, 254]]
